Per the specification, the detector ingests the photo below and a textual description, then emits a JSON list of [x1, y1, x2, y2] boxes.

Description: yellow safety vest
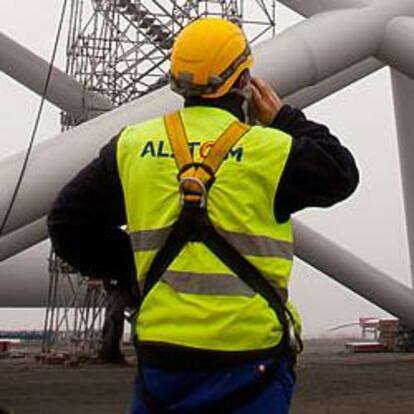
[[117, 106, 301, 353]]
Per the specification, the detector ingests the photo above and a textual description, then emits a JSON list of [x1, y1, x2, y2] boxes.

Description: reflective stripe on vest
[[129, 227, 293, 258], [131, 227, 292, 300], [117, 106, 299, 352], [136, 269, 289, 301], [162, 270, 256, 297]]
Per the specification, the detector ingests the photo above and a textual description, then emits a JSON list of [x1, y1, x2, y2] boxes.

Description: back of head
[[170, 18, 253, 99]]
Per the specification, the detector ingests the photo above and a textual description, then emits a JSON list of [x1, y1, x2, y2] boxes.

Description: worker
[[48, 18, 359, 413]]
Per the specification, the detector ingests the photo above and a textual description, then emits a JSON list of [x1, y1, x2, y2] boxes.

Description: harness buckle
[[179, 176, 207, 208]]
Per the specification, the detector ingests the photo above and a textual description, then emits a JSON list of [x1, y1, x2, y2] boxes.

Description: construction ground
[[1, 338, 414, 414]]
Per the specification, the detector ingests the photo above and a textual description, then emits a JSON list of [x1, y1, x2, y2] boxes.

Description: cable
[[0, 0, 68, 237]]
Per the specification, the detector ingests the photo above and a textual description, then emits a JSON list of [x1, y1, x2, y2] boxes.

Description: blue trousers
[[129, 356, 295, 413]]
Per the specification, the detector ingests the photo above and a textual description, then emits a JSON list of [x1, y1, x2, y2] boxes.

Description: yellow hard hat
[[170, 18, 253, 98]]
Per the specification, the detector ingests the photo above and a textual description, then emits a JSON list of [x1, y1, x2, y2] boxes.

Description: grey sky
[[0, 1, 409, 336]]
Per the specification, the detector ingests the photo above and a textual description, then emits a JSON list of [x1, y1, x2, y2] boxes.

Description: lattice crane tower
[[63, 0, 276, 122]]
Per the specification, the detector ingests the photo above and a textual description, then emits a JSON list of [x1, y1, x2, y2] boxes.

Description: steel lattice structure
[[42, 254, 106, 356], [64, 0, 276, 118]]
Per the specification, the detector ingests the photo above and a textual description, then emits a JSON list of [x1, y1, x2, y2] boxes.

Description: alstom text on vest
[[140, 140, 244, 162]]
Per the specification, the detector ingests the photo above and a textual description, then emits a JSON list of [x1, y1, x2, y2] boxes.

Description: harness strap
[[188, 120, 250, 186], [202, 223, 290, 341], [164, 111, 250, 201], [200, 120, 250, 173], [142, 217, 187, 296], [142, 207, 299, 352], [164, 111, 193, 169], [143, 112, 250, 295]]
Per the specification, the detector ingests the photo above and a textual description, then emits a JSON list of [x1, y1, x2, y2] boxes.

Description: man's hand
[[250, 77, 283, 125]]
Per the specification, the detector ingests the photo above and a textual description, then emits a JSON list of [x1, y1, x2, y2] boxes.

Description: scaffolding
[[62, 0, 277, 125], [42, 253, 106, 357], [44, 0, 277, 359]]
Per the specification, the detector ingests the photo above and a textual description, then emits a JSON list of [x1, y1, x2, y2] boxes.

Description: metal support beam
[[0, 33, 113, 121], [391, 69, 414, 287], [294, 221, 414, 326], [253, 6, 382, 99], [285, 57, 383, 108], [279, 0, 368, 17], [0, 236, 50, 307], [3, 217, 414, 317], [378, 17, 414, 80], [0, 218, 47, 262]]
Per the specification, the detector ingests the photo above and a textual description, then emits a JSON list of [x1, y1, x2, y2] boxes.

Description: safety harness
[[137, 111, 301, 412]]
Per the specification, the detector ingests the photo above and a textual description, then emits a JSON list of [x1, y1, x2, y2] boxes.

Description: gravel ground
[[1, 339, 414, 413]]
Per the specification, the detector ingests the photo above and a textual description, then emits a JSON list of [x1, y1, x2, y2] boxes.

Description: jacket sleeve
[[47, 134, 135, 281], [272, 105, 359, 223]]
